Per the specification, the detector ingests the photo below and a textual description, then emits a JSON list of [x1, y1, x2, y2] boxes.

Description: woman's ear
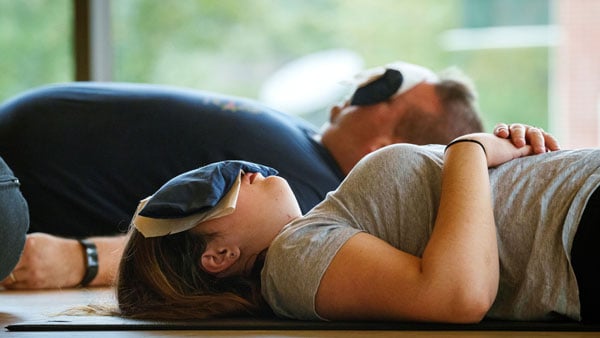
[[200, 245, 241, 276]]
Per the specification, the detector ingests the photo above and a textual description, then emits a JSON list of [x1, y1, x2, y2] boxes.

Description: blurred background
[[1, 0, 598, 148]]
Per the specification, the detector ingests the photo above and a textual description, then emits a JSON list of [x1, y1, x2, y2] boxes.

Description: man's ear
[[328, 102, 345, 123], [200, 245, 241, 276]]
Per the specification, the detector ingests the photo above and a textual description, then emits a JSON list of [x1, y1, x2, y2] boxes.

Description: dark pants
[[0, 156, 29, 280], [571, 187, 600, 323]]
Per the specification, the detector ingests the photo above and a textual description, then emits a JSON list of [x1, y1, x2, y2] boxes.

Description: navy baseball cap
[[349, 61, 438, 106], [132, 160, 278, 237]]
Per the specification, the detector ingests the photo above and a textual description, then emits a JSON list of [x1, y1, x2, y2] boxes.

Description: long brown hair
[[116, 228, 272, 320]]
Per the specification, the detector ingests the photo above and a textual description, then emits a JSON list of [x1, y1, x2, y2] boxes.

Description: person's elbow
[[447, 284, 496, 323]]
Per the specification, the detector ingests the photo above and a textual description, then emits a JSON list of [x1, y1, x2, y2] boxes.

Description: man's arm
[[0, 233, 127, 289]]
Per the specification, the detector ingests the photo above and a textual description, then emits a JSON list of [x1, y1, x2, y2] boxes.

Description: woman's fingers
[[493, 123, 561, 153]]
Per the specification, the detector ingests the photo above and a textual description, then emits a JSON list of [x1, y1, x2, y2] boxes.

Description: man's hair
[[395, 67, 484, 145]]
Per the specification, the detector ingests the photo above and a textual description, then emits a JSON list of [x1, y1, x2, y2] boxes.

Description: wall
[[554, 0, 600, 148]]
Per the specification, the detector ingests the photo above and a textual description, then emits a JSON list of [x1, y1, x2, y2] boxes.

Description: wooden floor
[[1, 287, 599, 337]]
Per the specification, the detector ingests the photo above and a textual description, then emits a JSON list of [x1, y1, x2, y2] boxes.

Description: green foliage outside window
[[0, 0, 71, 101], [1, 0, 550, 132]]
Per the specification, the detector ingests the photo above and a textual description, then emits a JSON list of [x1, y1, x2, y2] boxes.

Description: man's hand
[[0, 233, 127, 289], [493, 123, 560, 153], [0, 233, 84, 289]]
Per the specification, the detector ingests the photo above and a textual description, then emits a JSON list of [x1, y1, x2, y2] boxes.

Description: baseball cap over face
[[132, 160, 278, 238], [349, 61, 439, 106]]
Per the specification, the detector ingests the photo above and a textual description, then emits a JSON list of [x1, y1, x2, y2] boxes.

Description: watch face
[[78, 239, 98, 286]]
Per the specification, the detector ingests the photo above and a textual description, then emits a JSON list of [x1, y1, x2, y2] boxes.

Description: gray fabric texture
[[261, 144, 600, 321]]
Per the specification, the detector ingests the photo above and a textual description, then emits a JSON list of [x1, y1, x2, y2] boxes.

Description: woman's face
[[193, 171, 301, 277]]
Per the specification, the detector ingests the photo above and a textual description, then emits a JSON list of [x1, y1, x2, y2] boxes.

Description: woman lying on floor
[[116, 124, 599, 324]]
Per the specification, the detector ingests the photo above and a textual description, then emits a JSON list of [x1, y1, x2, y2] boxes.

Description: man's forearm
[[85, 234, 129, 287]]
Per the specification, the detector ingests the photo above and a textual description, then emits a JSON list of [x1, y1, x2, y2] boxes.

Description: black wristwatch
[[78, 239, 99, 286]]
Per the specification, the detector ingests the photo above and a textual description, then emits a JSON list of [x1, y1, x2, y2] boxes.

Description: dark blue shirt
[[0, 83, 344, 237]]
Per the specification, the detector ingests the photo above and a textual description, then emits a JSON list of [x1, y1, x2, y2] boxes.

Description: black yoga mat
[[6, 316, 600, 332]]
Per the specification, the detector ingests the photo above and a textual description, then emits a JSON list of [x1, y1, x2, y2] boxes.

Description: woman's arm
[[315, 133, 537, 323]]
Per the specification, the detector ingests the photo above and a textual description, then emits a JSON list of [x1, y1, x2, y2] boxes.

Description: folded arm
[[315, 133, 539, 323]]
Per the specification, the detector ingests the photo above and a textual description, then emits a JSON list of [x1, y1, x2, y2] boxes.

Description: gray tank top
[[261, 144, 600, 321]]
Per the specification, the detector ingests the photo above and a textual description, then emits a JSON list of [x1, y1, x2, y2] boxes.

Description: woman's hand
[[493, 123, 560, 153], [448, 132, 537, 168]]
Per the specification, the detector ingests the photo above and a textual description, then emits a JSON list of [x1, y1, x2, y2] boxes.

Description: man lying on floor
[[0, 61, 487, 289]]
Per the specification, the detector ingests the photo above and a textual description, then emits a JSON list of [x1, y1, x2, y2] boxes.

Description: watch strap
[[78, 239, 98, 286]]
